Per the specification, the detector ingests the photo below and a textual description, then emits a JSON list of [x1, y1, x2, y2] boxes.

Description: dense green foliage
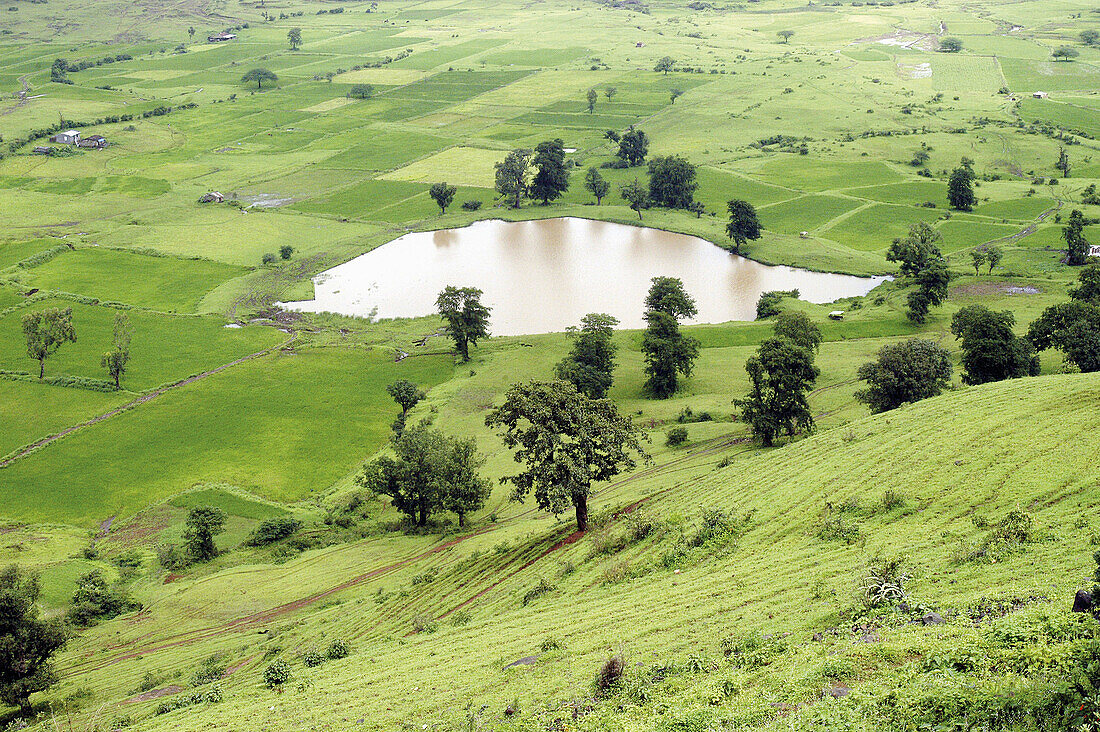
[[0, 566, 67, 714], [554, 313, 619, 399], [436, 286, 492, 362], [855, 339, 954, 412]]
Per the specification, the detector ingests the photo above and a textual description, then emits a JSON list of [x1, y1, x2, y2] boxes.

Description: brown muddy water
[[280, 218, 889, 335]]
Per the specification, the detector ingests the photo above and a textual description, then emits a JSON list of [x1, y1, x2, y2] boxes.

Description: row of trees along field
[[21, 309, 131, 388]]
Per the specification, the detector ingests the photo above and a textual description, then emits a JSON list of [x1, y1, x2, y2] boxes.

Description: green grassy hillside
[[29, 371, 1099, 732]]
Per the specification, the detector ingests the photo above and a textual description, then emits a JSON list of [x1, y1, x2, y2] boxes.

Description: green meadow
[[0, 0, 1098, 729]]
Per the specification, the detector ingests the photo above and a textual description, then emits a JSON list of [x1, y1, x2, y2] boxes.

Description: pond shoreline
[[279, 217, 890, 336]]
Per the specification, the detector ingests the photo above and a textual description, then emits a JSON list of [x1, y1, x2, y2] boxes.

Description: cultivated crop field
[[0, 0, 1098, 729]]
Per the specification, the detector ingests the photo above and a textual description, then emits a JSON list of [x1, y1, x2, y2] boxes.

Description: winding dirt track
[[0, 336, 295, 469]]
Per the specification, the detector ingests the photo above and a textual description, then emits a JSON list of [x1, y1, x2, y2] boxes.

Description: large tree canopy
[[241, 67, 277, 89], [725, 199, 762, 254], [359, 423, 489, 527], [855, 339, 953, 413], [0, 565, 68, 715], [952, 305, 1040, 384], [647, 155, 697, 209], [485, 381, 647, 532], [529, 138, 570, 204], [736, 337, 819, 446]]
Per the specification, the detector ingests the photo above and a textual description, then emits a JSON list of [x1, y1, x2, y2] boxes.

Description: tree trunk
[[39, 358, 45, 379], [457, 512, 466, 527], [574, 495, 589, 532]]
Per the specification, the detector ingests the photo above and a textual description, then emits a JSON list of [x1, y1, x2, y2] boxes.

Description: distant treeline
[[50, 54, 133, 83]]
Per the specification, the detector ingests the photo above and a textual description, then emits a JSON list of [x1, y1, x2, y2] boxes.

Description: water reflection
[[281, 218, 889, 335]]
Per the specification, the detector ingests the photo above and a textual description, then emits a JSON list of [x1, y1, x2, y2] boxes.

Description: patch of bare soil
[[122, 685, 182, 704], [950, 283, 1042, 298]]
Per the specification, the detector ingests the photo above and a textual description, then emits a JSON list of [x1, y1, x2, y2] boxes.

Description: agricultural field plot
[[18, 248, 248, 312], [379, 146, 506, 188], [0, 300, 282, 390], [0, 348, 454, 526]]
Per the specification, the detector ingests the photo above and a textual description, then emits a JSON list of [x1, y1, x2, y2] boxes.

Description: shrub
[[263, 660, 291, 688], [861, 554, 911, 608], [190, 656, 226, 686], [541, 637, 566, 652], [880, 490, 906, 511], [302, 651, 325, 668], [460, 199, 482, 211], [755, 291, 786, 319], [665, 426, 688, 446], [721, 632, 788, 669], [245, 516, 302, 546], [326, 639, 350, 660], [521, 578, 556, 606], [595, 653, 624, 692], [818, 515, 861, 544], [450, 610, 471, 626], [411, 614, 438, 633]]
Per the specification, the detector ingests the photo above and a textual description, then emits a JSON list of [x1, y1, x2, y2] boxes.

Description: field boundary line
[[0, 334, 297, 469]]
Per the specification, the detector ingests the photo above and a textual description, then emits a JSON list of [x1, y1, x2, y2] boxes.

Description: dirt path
[[979, 201, 1064, 249], [0, 336, 296, 469], [1, 73, 32, 117]]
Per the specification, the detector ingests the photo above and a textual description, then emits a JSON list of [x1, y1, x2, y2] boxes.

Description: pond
[[280, 218, 889, 335]]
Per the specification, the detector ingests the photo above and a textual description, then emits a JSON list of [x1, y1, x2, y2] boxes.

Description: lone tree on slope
[[486, 380, 647, 532], [241, 68, 278, 89]]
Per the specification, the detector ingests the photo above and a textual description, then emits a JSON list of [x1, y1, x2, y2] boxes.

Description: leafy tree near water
[[0, 565, 67, 716], [773, 311, 821, 353], [888, 221, 942, 277], [485, 380, 647, 532], [184, 505, 227, 562], [642, 310, 700, 399], [619, 178, 649, 219], [495, 148, 531, 208], [436, 286, 491, 362], [584, 166, 610, 205], [23, 307, 75, 379], [725, 199, 762, 254], [554, 313, 619, 399], [529, 138, 569, 204], [647, 155, 697, 209], [101, 311, 131, 389], [429, 182, 457, 214], [641, 277, 700, 398], [241, 68, 278, 89], [905, 260, 950, 324], [855, 339, 953, 413]]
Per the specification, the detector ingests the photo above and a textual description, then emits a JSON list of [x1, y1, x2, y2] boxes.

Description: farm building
[[208, 31, 237, 42], [49, 130, 80, 145], [1032, 91, 1048, 99], [78, 135, 108, 149], [199, 192, 225, 203]]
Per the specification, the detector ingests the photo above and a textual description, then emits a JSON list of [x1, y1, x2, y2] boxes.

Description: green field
[[0, 0, 1098, 729]]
